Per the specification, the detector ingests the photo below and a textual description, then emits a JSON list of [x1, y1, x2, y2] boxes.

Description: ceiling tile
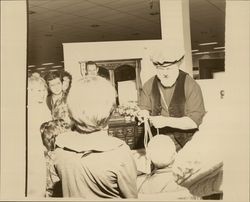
[[87, 0, 117, 5], [57, 1, 96, 13], [27, 0, 225, 68], [36, 0, 82, 10], [28, 0, 50, 7]]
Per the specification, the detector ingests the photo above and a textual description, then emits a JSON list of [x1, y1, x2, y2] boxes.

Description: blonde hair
[[28, 73, 48, 104], [147, 135, 177, 169], [67, 76, 116, 133], [28, 73, 47, 90]]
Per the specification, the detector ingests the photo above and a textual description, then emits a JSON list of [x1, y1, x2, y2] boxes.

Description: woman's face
[[62, 76, 70, 91], [29, 82, 47, 104]]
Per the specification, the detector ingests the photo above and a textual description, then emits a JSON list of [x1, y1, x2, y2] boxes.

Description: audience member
[[44, 71, 70, 124], [137, 135, 194, 200], [41, 76, 138, 198], [60, 71, 72, 95], [27, 72, 51, 197], [40, 119, 71, 197], [86, 61, 99, 76], [86, 61, 110, 80]]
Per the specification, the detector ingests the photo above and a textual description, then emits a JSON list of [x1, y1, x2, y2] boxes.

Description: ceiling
[[27, 0, 225, 67]]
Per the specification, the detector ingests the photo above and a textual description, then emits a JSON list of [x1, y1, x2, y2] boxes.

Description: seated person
[[40, 119, 71, 197], [136, 135, 194, 200], [40, 76, 138, 199]]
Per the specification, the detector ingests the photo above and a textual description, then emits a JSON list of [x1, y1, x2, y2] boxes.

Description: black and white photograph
[[1, 0, 249, 201]]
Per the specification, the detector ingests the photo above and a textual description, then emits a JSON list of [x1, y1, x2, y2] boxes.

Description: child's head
[[40, 119, 71, 151], [146, 135, 177, 169]]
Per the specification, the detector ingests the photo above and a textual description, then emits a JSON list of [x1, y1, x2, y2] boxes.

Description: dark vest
[[150, 70, 197, 148]]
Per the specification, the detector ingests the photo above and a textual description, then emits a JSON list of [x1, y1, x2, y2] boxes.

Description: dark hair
[[61, 71, 72, 79], [61, 71, 72, 93], [40, 119, 71, 151], [44, 71, 62, 84], [86, 61, 97, 67]]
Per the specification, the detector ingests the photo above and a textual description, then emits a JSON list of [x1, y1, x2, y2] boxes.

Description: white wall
[[64, 40, 164, 84], [222, 1, 249, 201], [0, 0, 27, 199]]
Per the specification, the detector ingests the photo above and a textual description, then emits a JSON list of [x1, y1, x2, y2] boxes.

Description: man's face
[[155, 63, 179, 87], [87, 64, 98, 76], [48, 78, 63, 95]]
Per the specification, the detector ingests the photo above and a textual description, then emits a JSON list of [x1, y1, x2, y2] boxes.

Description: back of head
[[147, 135, 177, 169], [40, 119, 71, 151], [67, 76, 116, 133]]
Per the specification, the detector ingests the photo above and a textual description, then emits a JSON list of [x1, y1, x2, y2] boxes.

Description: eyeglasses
[[153, 55, 184, 68]]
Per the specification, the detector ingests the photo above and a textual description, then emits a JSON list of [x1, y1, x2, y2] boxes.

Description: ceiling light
[[44, 34, 53, 37], [149, 11, 160, 15], [199, 42, 218, 46], [191, 49, 199, 52], [90, 24, 100, 28], [193, 51, 210, 55], [214, 46, 225, 50], [37, 67, 47, 70], [51, 65, 63, 68], [28, 65, 36, 68], [193, 50, 225, 55], [41, 63, 54, 66], [210, 50, 225, 53], [28, 10, 36, 15]]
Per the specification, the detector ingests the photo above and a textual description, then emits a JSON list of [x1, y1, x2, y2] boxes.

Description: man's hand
[[149, 116, 168, 128], [136, 110, 150, 125]]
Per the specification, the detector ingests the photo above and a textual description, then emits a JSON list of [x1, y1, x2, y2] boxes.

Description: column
[[160, 0, 193, 76], [1, 0, 27, 199]]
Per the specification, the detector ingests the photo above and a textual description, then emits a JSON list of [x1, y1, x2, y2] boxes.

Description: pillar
[[160, 0, 193, 76], [0, 0, 27, 199]]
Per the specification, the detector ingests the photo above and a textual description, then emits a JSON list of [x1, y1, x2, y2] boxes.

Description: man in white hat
[[138, 49, 206, 151]]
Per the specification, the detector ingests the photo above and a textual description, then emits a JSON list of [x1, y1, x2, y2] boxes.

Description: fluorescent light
[[28, 65, 36, 68], [210, 50, 225, 53], [214, 46, 225, 50], [193, 51, 210, 55], [51, 65, 63, 68], [199, 42, 218, 46], [192, 50, 225, 55], [192, 49, 199, 52], [41, 62, 54, 66], [36, 67, 47, 70]]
